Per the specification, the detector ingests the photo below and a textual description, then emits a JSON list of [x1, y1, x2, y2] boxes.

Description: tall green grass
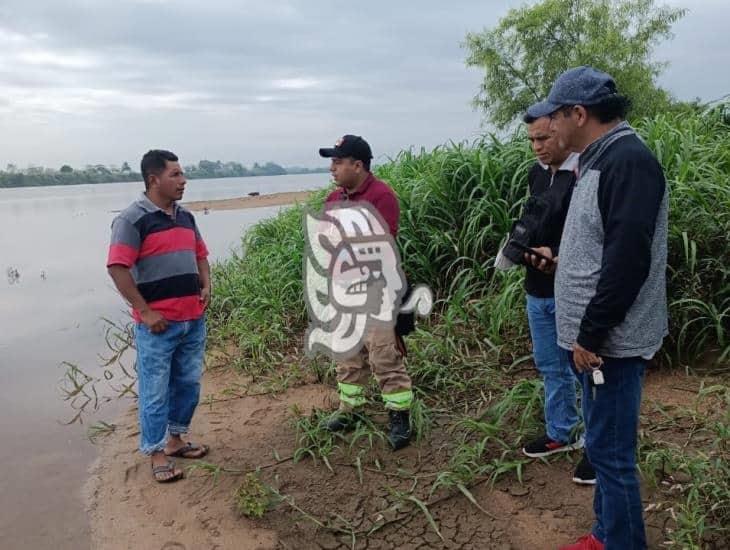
[[208, 203, 314, 361], [210, 105, 729, 368], [640, 109, 730, 366]]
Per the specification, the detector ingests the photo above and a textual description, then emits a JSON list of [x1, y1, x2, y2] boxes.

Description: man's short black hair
[[141, 149, 178, 190], [585, 94, 631, 123], [522, 112, 540, 124]]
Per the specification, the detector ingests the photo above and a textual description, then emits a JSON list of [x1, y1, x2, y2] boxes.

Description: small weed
[[348, 416, 387, 451], [409, 397, 433, 442], [291, 409, 338, 466], [87, 421, 116, 443], [234, 472, 279, 518], [186, 461, 225, 486]]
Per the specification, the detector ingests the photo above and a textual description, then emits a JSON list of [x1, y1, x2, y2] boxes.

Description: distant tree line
[[0, 160, 328, 188]]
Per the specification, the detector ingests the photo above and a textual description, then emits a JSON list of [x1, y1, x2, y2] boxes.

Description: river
[[0, 173, 328, 549]]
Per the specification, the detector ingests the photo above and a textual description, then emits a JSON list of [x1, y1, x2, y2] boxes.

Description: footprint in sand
[[244, 407, 272, 426], [124, 463, 140, 483]]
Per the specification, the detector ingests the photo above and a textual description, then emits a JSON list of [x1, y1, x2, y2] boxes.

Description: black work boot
[[321, 411, 362, 433], [387, 410, 412, 450]]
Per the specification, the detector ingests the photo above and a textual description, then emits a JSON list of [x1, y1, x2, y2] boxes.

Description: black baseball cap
[[319, 135, 373, 162]]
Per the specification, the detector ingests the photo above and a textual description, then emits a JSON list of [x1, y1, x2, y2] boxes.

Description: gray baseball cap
[[526, 66, 618, 119]]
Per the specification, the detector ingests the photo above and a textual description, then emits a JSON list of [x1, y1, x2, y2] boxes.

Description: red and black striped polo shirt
[[107, 193, 209, 322]]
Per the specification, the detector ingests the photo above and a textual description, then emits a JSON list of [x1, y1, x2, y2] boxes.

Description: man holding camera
[[505, 113, 595, 485]]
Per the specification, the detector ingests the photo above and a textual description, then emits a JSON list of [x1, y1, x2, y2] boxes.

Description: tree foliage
[[464, 0, 686, 128]]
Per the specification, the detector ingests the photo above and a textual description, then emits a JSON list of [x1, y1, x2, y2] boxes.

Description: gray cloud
[[0, 0, 726, 169]]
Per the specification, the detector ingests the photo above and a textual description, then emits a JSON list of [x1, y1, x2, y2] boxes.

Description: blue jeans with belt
[[135, 317, 206, 455], [526, 295, 580, 443]]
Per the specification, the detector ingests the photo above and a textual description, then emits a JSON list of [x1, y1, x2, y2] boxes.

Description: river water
[[0, 173, 327, 549]]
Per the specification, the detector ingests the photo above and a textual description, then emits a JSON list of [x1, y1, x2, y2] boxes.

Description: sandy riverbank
[[85, 365, 336, 550], [183, 190, 314, 212]]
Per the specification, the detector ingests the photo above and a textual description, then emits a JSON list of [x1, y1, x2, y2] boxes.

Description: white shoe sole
[[522, 436, 585, 458], [572, 476, 597, 485]]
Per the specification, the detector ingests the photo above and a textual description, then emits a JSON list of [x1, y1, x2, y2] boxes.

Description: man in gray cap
[[525, 66, 668, 550]]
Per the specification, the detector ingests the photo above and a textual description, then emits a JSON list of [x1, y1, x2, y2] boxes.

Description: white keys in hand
[[591, 368, 605, 386]]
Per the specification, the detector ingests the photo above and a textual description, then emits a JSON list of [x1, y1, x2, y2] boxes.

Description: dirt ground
[[183, 191, 313, 212], [85, 363, 712, 550]]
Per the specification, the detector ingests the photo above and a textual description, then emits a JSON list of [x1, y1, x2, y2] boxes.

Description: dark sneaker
[[387, 410, 412, 450], [522, 434, 583, 458], [572, 453, 596, 485], [321, 412, 362, 433]]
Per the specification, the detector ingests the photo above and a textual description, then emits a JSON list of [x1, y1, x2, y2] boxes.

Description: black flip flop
[[165, 442, 209, 459], [152, 460, 184, 483]]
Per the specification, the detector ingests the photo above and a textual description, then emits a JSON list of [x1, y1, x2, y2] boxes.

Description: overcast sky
[[0, 0, 727, 169]]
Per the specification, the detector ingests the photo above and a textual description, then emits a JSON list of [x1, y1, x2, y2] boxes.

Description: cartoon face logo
[[303, 202, 432, 360], [330, 236, 403, 320]]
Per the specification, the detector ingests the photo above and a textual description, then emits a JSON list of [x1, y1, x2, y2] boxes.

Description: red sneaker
[[559, 534, 605, 550]]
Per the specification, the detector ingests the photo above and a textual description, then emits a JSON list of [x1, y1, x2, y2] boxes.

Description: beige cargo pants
[[335, 325, 413, 411]]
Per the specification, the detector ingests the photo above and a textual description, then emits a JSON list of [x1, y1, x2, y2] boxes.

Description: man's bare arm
[[197, 258, 211, 309], [107, 265, 168, 333]]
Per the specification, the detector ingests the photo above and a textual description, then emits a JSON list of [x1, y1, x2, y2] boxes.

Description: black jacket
[[524, 160, 576, 298]]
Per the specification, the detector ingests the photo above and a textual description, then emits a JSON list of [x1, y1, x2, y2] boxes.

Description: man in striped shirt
[[107, 149, 211, 483]]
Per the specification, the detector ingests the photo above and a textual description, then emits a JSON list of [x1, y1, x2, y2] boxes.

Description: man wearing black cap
[[526, 67, 668, 550], [317, 134, 413, 450]]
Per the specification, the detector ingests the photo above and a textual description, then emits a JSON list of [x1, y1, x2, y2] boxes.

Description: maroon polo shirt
[[325, 172, 400, 236]]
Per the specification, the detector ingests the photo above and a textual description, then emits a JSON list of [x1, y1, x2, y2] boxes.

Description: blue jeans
[[574, 356, 647, 550], [135, 317, 206, 455], [526, 295, 580, 443]]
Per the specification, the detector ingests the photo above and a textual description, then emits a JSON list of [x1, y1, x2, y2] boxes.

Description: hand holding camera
[[521, 244, 557, 274], [499, 217, 556, 272]]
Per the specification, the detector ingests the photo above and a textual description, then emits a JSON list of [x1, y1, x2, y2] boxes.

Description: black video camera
[[501, 195, 552, 266]]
